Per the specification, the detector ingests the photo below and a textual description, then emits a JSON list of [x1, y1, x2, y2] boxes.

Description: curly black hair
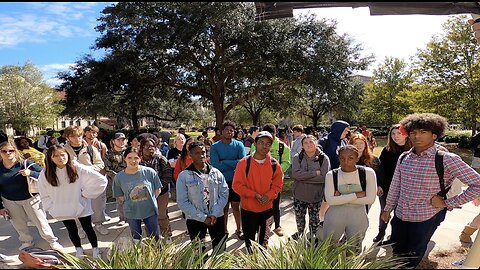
[[399, 113, 448, 139]]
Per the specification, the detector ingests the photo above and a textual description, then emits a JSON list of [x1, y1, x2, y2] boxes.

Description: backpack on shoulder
[[332, 166, 369, 213], [399, 150, 451, 200]]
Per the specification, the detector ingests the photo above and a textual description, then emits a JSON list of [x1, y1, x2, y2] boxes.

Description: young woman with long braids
[[38, 145, 107, 258]]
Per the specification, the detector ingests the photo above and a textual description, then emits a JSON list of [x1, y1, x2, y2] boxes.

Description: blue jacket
[[176, 163, 229, 222], [319, 120, 350, 169]]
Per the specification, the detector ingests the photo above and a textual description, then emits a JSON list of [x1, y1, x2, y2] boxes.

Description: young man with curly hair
[[381, 113, 480, 268]]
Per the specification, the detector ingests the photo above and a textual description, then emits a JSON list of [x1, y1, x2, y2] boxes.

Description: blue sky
[[0, 2, 113, 86], [0, 3, 465, 87]]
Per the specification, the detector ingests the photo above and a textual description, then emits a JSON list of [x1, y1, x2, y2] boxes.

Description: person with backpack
[[63, 125, 109, 236], [36, 129, 55, 154], [290, 135, 330, 240], [318, 120, 350, 227], [249, 124, 290, 237], [103, 132, 128, 224], [84, 125, 108, 159], [323, 145, 377, 251], [232, 131, 283, 252], [140, 137, 174, 239], [381, 113, 480, 268]]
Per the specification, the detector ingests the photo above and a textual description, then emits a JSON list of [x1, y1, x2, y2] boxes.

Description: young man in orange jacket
[[232, 131, 284, 252]]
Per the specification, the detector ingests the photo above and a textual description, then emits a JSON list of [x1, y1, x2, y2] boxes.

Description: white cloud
[[40, 63, 77, 87], [0, 3, 110, 48]]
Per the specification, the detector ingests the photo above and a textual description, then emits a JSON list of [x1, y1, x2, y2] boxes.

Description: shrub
[[58, 235, 406, 269]]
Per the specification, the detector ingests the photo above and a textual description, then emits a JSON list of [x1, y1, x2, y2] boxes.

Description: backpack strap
[[332, 168, 340, 192], [435, 150, 450, 200], [271, 158, 277, 176], [358, 166, 366, 191], [86, 144, 94, 165], [318, 153, 324, 167], [357, 165, 369, 213], [278, 142, 284, 164], [246, 155, 277, 177], [399, 151, 409, 164]]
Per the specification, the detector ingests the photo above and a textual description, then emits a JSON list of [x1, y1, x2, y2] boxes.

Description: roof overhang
[[255, 2, 480, 21]]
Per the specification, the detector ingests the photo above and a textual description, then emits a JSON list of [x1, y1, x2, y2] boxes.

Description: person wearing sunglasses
[[0, 141, 63, 251]]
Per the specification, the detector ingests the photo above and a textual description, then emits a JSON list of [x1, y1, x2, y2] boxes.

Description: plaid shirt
[[385, 145, 480, 222]]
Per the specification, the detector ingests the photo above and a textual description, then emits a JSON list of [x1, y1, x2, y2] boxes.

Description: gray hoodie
[[291, 147, 331, 203]]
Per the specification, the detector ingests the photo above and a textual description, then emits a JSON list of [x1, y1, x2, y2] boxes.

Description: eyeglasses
[[1, 150, 15, 154]]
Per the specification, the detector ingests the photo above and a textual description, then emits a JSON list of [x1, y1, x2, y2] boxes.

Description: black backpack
[[399, 150, 450, 201], [332, 166, 369, 213], [245, 155, 278, 177]]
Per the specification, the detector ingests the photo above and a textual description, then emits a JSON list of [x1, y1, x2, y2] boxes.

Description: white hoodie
[[37, 161, 107, 221]]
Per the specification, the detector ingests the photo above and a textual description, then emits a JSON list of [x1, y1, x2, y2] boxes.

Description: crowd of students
[[1, 113, 480, 268]]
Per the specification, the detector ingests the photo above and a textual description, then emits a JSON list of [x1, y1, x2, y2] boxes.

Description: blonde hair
[[348, 133, 374, 167], [0, 141, 25, 164], [64, 125, 83, 137]]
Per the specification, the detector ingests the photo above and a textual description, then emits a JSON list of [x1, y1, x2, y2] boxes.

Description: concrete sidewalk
[[0, 193, 478, 268]]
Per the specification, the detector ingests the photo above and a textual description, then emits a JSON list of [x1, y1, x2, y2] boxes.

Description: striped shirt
[[384, 145, 480, 222]]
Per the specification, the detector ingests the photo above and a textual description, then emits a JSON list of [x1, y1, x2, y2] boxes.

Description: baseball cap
[[114, 132, 126, 140], [255, 131, 273, 143]]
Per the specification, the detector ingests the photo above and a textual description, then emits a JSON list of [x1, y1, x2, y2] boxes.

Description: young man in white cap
[[232, 131, 283, 252]]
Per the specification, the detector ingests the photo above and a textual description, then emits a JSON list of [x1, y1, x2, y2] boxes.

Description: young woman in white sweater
[[323, 145, 377, 250], [38, 145, 108, 258]]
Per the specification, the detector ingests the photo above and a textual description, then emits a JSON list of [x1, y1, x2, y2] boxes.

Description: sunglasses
[[1, 150, 15, 154]]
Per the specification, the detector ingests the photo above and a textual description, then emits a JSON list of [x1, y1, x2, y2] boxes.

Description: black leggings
[[273, 192, 281, 228], [62, 215, 97, 248]]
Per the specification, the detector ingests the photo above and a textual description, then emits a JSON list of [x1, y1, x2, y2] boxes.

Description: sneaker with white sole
[[49, 242, 64, 251], [92, 247, 100, 259], [78, 227, 86, 239], [75, 247, 84, 258], [95, 224, 109, 235], [0, 253, 13, 263], [18, 242, 34, 251]]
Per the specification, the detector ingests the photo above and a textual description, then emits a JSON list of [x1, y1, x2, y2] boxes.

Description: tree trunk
[[213, 101, 225, 130], [252, 111, 262, 126], [312, 114, 319, 129], [131, 107, 139, 132]]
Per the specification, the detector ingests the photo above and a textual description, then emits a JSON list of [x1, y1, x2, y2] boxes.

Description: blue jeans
[[390, 209, 447, 268], [126, 214, 159, 241]]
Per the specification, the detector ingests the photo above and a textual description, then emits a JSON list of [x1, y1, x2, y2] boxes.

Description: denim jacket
[[176, 163, 229, 223]]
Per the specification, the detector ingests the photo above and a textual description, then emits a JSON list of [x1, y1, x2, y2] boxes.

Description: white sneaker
[[49, 242, 64, 251], [104, 215, 112, 221], [95, 224, 109, 235], [18, 242, 34, 251], [92, 247, 100, 259], [78, 227, 86, 239], [0, 253, 13, 263], [75, 247, 84, 258]]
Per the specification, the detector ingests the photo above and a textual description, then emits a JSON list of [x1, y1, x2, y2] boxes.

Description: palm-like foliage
[[56, 235, 406, 269]]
